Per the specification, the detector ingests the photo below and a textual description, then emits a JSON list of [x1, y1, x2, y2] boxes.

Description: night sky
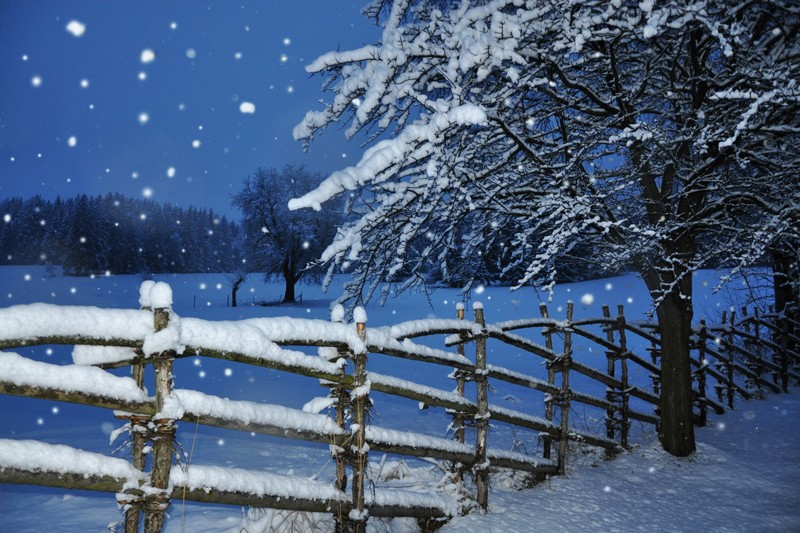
[[0, 1, 378, 219]]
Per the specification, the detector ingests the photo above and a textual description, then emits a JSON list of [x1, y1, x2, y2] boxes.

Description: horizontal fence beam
[[0, 466, 449, 520]]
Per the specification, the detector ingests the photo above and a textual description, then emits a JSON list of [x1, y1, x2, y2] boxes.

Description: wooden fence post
[[714, 311, 728, 406], [473, 303, 489, 511], [539, 303, 555, 460], [726, 311, 736, 409], [648, 338, 661, 397], [616, 305, 630, 450], [144, 305, 176, 533], [451, 303, 468, 483], [601, 305, 617, 446], [741, 307, 758, 392], [326, 305, 349, 533], [120, 288, 153, 533], [695, 320, 709, 427], [777, 312, 790, 393], [753, 308, 765, 387], [349, 307, 370, 532], [453, 304, 467, 445], [556, 302, 573, 476]]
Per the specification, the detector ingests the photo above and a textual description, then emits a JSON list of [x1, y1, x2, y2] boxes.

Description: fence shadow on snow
[[0, 281, 797, 532]]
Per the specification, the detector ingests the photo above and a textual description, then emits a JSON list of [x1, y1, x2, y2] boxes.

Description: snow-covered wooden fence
[[0, 282, 797, 533]]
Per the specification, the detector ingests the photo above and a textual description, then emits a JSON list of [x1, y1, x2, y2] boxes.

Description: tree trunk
[[773, 245, 799, 328], [642, 256, 697, 458], [231, 286, 239, 308], [654, 290, 696, 457], [772, 245, 799, 391], [282, 274, 296, 304]]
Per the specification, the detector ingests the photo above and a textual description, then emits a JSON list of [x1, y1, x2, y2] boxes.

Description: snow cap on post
[[150, 282, 173, 309], [456, 302, 465, 311], [330, 304, 346, 323], [138, 280, 156, 309], [472, 301, 484, 310], [353, 306, 368, 324]]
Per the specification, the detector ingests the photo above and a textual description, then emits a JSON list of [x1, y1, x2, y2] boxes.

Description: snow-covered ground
[[0, 266, 797, 532]]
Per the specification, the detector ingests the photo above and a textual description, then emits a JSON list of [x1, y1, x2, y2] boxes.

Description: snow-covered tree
[[291, 0, 800, 456], [234, 165, 343, 304]]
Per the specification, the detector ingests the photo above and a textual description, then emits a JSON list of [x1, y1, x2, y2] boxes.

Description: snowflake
[[140, 49, 156, 64], [65, 20, 86, 37]]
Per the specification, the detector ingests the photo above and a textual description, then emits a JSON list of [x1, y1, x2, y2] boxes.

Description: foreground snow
[[441, 389, 800, 533], [0, 266, 797, 531]]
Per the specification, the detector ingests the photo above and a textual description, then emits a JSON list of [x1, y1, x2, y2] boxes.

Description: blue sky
[[0, 1, 379, 219]]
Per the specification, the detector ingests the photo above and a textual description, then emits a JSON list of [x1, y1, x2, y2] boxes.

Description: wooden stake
[[754, 308, 765, 386], [144, 306, 176, 533], [451, 305, 468, 483], [616, 305, 630, 450], [539, 303, 555, 460], [601, 305, 616, 446], [726, 311, 736, 409], [349, 316, 369, 533], [473, 304, 489, 511], [696, 320, 709, 427], [557, 303, 573, 475]]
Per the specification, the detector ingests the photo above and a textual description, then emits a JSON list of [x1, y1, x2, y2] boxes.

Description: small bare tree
[[234, 165, 343, 304]]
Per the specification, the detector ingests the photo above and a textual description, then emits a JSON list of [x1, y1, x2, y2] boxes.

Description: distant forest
[[0, 194, 241, 275]]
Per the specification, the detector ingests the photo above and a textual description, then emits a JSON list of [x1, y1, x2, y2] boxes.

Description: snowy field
[[0, 266, 797, 532]]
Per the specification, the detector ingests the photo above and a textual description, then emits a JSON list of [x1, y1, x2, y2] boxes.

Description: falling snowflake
[[31, 76, 42, 87], [67, 136, 77, 147], [65, 20, 86, 37], [224, 368, 233, 377], [140, 49, 156, 64], [192, 140, 201, 148], [142, 187, 153, 198], [580, 293, 594, 305], [239, 102, 256, 114], [138, 112, 150, 124], [80, 79, 89, 88], [186, 48, 197, 59]]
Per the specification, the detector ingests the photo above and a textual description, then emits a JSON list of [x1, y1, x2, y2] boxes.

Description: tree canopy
[[291, 0, 800, 456]]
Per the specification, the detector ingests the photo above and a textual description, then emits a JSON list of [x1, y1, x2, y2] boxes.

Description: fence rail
[[0, 282, 797, 532]]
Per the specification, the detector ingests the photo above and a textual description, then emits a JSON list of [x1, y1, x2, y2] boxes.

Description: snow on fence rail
[[0, 282, 797, 533]]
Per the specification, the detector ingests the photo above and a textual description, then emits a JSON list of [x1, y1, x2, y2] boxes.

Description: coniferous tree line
[[0, 194, 241, 275]]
